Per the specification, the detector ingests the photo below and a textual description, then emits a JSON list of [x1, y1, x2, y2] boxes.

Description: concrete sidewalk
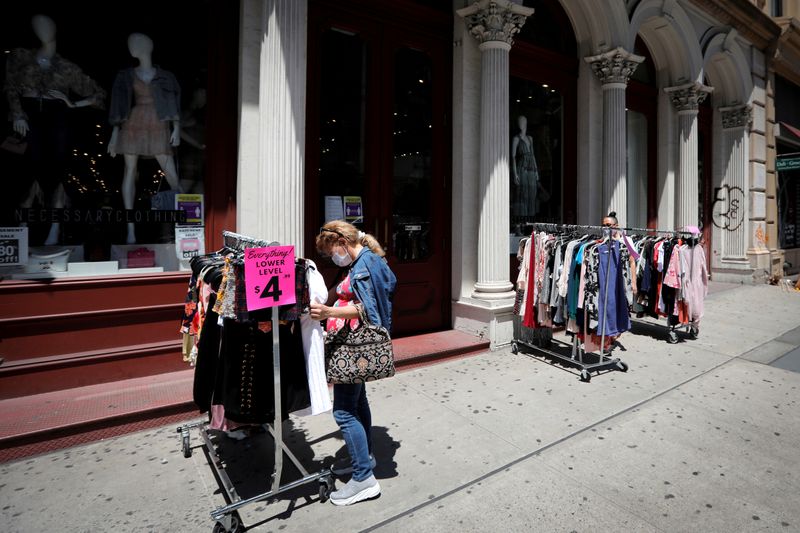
[[2, 284, 800, 532]]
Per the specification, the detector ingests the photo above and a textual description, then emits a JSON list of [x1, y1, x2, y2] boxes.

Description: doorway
[[305, 1, 452, 336]]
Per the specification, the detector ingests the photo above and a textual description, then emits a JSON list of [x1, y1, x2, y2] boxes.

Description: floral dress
[[326, 274, 361, 333]]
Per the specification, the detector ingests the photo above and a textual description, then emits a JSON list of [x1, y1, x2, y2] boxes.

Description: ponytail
[[360, 232, 385, 257]]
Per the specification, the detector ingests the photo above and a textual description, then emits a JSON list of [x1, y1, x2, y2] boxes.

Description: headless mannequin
[[13, 15, 101, 245], [511, 115, 538, 220], [108, 33, 181, 244]]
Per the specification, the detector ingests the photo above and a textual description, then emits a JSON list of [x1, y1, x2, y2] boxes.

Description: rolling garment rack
[[511, 223, 693, 382], [615, 225, 700, 344], [176, 230, 335, 533]]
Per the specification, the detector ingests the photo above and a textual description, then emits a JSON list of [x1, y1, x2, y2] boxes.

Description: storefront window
[[1, 3, 210, 278], [626, 110, 648, 228], [778, 152, 800, 249], [509, 76, 563, 234], [316, 28, 367, 229], [392, 48, 433, 262]]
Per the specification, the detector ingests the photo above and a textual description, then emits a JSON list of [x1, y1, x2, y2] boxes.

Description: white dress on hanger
[[293, 260, 333, 416]]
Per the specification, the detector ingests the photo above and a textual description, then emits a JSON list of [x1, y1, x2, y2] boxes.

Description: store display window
[[509, 77, 563, 233], [0, 3, 211, 278]]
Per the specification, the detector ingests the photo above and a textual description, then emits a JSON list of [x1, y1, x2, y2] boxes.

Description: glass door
[[306, 6, 451, 335]]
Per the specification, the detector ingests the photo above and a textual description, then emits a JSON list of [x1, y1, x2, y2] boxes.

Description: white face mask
[[332, 247, 352, 267]]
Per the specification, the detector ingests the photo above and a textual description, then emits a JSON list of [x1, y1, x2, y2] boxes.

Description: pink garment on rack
[[663, 244, 682, 289], [682, 245, 708, 325], [210, 404, 247, 431], [523, 232, 538, 328], [535, 234, 548, 304]]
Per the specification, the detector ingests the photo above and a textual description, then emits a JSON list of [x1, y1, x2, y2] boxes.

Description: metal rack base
[[176, 421, 335, 532], [511, 334, 628, 383]]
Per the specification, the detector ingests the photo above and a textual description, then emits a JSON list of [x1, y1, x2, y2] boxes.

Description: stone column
[[665, 82, 713, 230], [237, 0, 307, 253], [585, 47, 643, 227], [719, 104, 752, 262], [457, 0, 533, 300]]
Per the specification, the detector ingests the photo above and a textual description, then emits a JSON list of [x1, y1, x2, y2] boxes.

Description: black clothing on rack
[[188, 251, 312, 422], [218, 318, 309, 424]]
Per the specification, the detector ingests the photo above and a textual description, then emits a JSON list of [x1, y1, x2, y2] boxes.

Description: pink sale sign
[[244, 245, 296, 311]]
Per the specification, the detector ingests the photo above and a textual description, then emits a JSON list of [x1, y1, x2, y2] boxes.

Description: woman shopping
[[310, 221, 397, 506]]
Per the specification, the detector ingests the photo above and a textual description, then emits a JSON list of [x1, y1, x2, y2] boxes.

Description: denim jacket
[[109, 67, 181, 126], [349, 249, 397, 333]]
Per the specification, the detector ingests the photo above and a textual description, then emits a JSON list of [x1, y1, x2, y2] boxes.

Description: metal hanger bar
[[528, 223, 695, 236], [221, 230, 278, 250]]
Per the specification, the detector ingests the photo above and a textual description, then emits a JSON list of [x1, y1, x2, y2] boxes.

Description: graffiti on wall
[[755, 225, 768, 249], [711, 185, 745, 232]]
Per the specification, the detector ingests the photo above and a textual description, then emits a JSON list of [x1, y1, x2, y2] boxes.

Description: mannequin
[[108, 33, 181, 244], [511, 115, 539, 219], [4, 14, 105, 245]]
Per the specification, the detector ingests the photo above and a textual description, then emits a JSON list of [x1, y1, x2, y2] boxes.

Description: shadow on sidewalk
[[201, 421, 400, 526], [515, 336, 627, 379]]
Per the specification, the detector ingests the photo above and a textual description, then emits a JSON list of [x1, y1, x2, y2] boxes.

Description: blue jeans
[[333, 383, 373, 481]]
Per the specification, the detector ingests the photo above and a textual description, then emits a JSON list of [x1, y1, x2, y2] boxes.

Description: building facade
[[0, 0, 793, 397], [767, 0, 800, 275]]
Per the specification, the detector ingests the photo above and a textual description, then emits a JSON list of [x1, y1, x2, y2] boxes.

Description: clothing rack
[[514, 224, 701, 374], [177, 231, 334, 533], [514, 222, 681, 382], [525, 222, 696, 237]]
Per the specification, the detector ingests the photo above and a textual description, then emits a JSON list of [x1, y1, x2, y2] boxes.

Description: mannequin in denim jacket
[[108, 33, 181, 243]]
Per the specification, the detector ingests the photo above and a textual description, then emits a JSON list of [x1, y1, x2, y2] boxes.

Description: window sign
[[777, 156, 800, 172], [175, 225, 206, 270], [175, 194, 204, 225], [0, 227, 29, 265], [344, 196, 363, 224], [324, 195, 344, 222]]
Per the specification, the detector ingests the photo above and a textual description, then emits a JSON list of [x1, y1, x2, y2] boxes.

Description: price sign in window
[[0, 228, 29, 266]]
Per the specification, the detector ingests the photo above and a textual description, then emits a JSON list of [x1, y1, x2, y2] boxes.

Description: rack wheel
[[182, 433, 192, 458], [319, 476, 334, 503], [212, 512, 243, 533], [511, 342, 519, 354], [616, 361, 629, 372], [580, 369, 591, 383]]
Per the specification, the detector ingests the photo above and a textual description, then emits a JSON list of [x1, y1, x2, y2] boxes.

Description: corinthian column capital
[[720, 104, 752, 131], [584, 47, 644, 87], [457, 0, 535, 49], [665, 82, 713, 114]]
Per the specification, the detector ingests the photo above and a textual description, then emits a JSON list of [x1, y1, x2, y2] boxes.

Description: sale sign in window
[[243, 246, 296, 311], [0, 227, 29, 266]]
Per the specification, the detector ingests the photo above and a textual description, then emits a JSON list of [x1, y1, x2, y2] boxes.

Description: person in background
[[602, 211, 619, 231], [310, 220, 397, 506]]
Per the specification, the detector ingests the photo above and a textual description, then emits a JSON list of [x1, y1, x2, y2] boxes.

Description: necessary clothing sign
[[244, 245, 296, 311]]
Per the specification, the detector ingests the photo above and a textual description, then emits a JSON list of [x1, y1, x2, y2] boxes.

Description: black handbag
[[325, 305, 395, 384]]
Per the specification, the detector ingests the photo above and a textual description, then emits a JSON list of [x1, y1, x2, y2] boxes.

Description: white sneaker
[[330, 475, 381, 506], [331, 454, 376, 476]]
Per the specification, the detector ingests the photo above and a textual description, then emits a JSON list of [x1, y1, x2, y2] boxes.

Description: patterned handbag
[[325, 306, 395, 384]]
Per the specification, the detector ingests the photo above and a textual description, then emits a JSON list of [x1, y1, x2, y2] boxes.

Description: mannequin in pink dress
[[108, 33, 181, 244]]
